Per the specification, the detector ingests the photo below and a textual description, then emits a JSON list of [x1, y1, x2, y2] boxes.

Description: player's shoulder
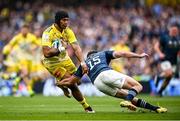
[[42, 25, 54, 39], [28, 33, 36, 38], [64, 27, 74, 34], [160, 32, 169, 40], [103, 50, 114, 58], [93, 51, 107, 58], [103, 50, 114, 54], [43, 24, 54, 34], [13, 33, 22, 39]]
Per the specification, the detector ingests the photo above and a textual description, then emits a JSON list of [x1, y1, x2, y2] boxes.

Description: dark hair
[[87, 50, 99, 58], [55, 10, 69, 25], [169, 22, 179, 29], [22, 23, 29, 28]]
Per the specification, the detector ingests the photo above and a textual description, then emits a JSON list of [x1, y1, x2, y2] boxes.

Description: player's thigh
[[94, 72, 118, 96], [62, 58, 77, 75], [42, 59, 66, 81], [160, 61, 173, 76], [99, 70, 126, 89], [42, 58, 76, 80], [122, 75, 141, 89], [19, 60, 32, 75]]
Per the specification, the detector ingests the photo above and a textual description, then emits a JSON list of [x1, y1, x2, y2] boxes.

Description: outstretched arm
[[113, 51, 149, 59]]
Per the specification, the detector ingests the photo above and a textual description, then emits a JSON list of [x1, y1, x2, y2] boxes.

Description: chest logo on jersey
[[42, 34, 49, 42], [168, 40, 180, 48]]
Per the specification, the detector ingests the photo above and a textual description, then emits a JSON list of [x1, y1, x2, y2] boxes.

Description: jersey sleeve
[[66, 28, 77, 44], [41, 32, 51, 47], [74, 65, 83, 79], [105, 50, 115, 59], [105, 50, 115, 63], [3, 36, 18, 55], [159, 35, 166, 49]]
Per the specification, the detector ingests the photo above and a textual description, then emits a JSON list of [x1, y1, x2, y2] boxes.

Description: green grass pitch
[[0, 95, 180, 120]]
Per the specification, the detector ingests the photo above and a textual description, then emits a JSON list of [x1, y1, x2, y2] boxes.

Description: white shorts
[[160, 61, 175, 71], [94, 70, 126, 96]]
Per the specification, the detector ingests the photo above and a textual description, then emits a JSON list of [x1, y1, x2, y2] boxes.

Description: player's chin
[[63, 25, 67, 29]]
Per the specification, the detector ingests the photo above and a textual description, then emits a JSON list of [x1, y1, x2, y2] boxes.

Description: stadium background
[[0, 0, 180, 97]]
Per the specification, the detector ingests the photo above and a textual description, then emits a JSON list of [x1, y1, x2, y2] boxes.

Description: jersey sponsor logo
[[168, 40, 180, 48], [42, 34, 49, 42]]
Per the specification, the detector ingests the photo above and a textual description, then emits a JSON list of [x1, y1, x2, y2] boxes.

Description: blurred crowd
[[0, 0, 179, 96]]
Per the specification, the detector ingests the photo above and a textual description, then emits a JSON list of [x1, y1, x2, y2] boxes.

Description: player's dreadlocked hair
[[87, 50, 99, 58], [55, 10, 69, 26]]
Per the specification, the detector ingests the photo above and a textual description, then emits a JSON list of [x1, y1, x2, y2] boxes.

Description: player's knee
[[134, 82, 143, 93], [138, 84, 143, 92], [164, 69, 173, 78]]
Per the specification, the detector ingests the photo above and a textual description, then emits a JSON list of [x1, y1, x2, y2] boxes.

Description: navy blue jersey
[[74, 50, 115, 83], [160, 34, 180, 64]]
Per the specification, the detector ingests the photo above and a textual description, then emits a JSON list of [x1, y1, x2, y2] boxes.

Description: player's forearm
[[154, 42, 164, 55], [74, 46, 84, 63], [71, 42, 85, 63], [43, 46, 60, 58], [123, 51, 143, 58], [46, 48, 60, 57], [115, 51, 142, 58], [59, 76, 79, 86]]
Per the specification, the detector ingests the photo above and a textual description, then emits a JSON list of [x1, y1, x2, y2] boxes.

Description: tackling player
[[58, 50, 167, 113], [41, 10, 94, 113]]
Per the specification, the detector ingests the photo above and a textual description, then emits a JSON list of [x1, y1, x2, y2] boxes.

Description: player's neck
[[21, 33, 28, 38], [54, 23, 63, 33]]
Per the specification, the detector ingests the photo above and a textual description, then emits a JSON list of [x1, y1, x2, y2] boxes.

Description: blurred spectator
[[110, 31, 130, 73], [154, 24, 180, 96]]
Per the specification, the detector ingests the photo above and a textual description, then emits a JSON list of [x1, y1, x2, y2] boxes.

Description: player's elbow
[[114, 51, 125, 58]]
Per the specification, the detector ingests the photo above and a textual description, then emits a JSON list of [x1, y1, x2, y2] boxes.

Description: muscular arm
[[71, 41, 89, 74], [154, 40, 165, 58], [42, 46, 60, 58], [70, 41, 84, 63], [58, 75, 80, 86], [113, 51, 148, 59], [3, 37, 17, 55]]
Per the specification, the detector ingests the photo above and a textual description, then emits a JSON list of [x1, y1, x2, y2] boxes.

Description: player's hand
[[58, 46, 65, 52], [1, 54, 8, 71], [139, 53, 149, 58], [76, 79, 81, 85], [81, 62, 88, 74], [2, 54, 7, 60], [159, 53, 165, 59]]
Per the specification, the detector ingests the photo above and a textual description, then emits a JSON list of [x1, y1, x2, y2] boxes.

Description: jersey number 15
[[88, 56, 101, 70]]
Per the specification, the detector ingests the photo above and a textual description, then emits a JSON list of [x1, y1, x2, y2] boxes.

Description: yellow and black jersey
[[42, 24, 77, 61]]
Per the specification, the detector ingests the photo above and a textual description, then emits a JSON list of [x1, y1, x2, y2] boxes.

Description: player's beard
[[61, 24, 67, 29]]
